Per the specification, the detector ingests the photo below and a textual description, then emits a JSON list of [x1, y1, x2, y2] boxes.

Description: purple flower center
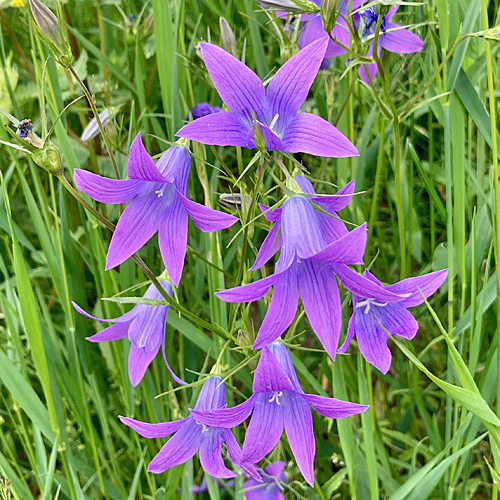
[[355, 297, 388, 314], [360, 7, 387, 41]]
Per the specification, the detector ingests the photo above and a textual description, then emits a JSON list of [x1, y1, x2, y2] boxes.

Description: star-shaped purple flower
[[191, 343, 368, 486], [73, 133, 238, 285], [120, 376, 260, 478], [244, 461, 287, 500], [176, 39, 358, 157], [73, 281, 184, 386], [216, 176, 402, 359], [339, 269, 448, 373], [358, 5, 424, 85]]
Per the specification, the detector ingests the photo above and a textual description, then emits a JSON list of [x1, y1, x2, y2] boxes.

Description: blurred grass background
[[0, 0, 500, 498]]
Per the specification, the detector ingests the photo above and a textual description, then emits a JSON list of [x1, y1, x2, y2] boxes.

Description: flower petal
[[178, 193, 238, 232], [216, 273, 280, 302], [127, 133, 170, 183], [128, 344, 160, 386], [302, 393, 369, 418], [247, 124, 287, 151], [385, 269, 448, 307], [86, 322, 130, 342], [224, 429, 261, 480], [299, 16, 348, 58], [119, 415, 188, 438], [253, 267, 299, 349], [199, 429, 236, 478], [191, 395, 257, 428], [72, 300, 136, 323], [244, 480, 277, 500], [193, 376, 227, 411], [147, 419, 203, 473], [259, 203, 282, 222], [380, 23, 424, 54], [200, 43, 266, 120], [156, 145, 191, 196], [355, 311, 392, 373], [311, 223, 367, 264], [158, 196, 188, 287], [268, 343, 303, 393], [73, 169, 143, 204], [332, 264, 403, 301], [252, 347, 295, 393], [249, 222, 282, 271], [298, 259, 341, 359], [128, 304, 166, 353], [266, 38, 328, 132], [374, 303, 419, 340], [264, 460, 285, 478], [105, 185, 169, 270], [284, 392, 315, 486], [294, 175, 316, 195], [309, 179, 355, 212], [241, 393, 284, 464], [338, 314, 356, 354], [283, 113, 359, 158], [176, 111, 250, 147]]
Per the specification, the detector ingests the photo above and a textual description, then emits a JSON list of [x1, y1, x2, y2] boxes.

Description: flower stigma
[[355, 298, 388, 314], [269, 391, 283, 405]]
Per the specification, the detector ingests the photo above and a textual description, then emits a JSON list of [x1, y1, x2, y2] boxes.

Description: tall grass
[[0, 0, 499, 499]]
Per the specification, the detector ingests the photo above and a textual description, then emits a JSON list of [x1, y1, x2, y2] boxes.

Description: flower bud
[[32, 142, 64, 177], [475, 26, 500, 43], [321, 0, 339, 34], [220, 17, 237, 56], [29, 0, 73, 67], [376, 3, 391, 15], [260, 0, 320, 14], [219, 193, 252, 211], [81, 109, 114, 142], [237, 329, 252, 347]]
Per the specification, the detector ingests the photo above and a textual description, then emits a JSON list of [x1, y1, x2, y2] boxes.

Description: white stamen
[[196, 421, 209, 433], [268, 391, 283, 405], [155, 185, 168, 198], [355, 298, 388, 314], [269, 113, 280, 133]]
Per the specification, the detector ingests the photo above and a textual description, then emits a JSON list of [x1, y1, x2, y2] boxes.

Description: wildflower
[[244, 461, 287, 500], [299, 0, 363, 58], [358, 5, 424, 85], [120, 377, 260, 478], [10, 0, 24, 7], [73, 281, 185, 386], [176, 39, 358, 157], [73, 133, 238, 284], [339, 269, 448, 373], [185, 102, 223, 122], [216, 176, 401, 358], [81, 109, 114, 142], [191, 344, 368, 486]]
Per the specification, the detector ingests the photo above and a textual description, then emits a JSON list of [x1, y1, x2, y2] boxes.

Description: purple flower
[[185, 102, 223, 122], [244, 461, 287, 500], [73, 281, 184, 386], [299, 0, 363, 57], [339, 269, 448, 373], [358, 5, 424, 85], [176, 39, 358, 157], [120, 376, 260, 478], [73, 133, 238, 285], [178, 476, 234, 494], [216, 176, 402, 359], [191, 343, 368, 486]]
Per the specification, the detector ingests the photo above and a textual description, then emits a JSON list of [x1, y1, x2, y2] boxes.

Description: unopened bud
[[32, 143, 64, 177], [220, 17, 237, 56], [321, 0, 339, 34], [29, 0, 74, 67], [219, 193, 252, 211], [475, 26, 500, 43], [376, 3, 391, 15], [81, 109, 114, 142], [237, 329, 251, 347], [260, 0, 320, 14]]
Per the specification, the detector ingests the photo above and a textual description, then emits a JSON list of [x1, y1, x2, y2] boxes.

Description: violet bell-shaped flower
[[73, 133, 238, 285], [216, 176, 402, 359], [191, 343, 368, 486], [244, 461, 287, 500], [120, 376, 260, 479], [176, 38, 358, 158], [339, 269, 448, 373], [185, 102, 223, 122], [358, 5, 424, 85], [72, 281, 184, 386]]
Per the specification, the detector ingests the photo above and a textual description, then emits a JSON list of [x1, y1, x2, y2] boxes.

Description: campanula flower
[[185, 102, 223, 122], [120, 377, 260, 479], [191, 344, 368, 486], [358, 5, 424, 85], [216, 176, 402, 359], [73, 281, 184, 386], [73, 133, 238, 285], [244, 461, 287, 500], [176, 39, 358, 157], [339, 269, 448, 373]]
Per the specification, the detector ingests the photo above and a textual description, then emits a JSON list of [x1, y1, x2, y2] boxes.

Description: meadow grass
[[0, 0, 499, 499]]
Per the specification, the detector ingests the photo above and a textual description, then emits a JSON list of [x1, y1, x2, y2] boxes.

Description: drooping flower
[[357, 5, 424, 85], [185, 102, 223, 122], [120, 377, 260, 479], [73, 281, 184, 386], [339, 269, 448, 373], [244, 461, 287, 500], [176, 39, 358, 158], [298, 0, 363, 58], [216, 176, 402, 359], [191, 343, 368, 486], [73, 133, 238, 285]]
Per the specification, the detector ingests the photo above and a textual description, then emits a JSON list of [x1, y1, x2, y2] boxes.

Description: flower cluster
[[69, 1, 445, 493]]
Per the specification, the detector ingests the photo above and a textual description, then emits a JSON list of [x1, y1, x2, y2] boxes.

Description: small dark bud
[[16, 119, 33, 139]]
